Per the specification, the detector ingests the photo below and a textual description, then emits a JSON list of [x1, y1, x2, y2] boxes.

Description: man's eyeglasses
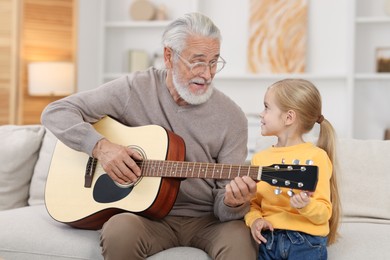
[[173, 50, 226, 75]]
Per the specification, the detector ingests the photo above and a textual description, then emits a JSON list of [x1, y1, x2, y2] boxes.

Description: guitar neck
[[137, 160, 262, 180]]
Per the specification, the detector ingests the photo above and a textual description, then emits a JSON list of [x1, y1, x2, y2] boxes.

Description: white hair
[[161, 12, 222, 54]]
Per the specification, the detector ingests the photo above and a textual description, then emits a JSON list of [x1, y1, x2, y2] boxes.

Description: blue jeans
[[258, 230, 328, 260]]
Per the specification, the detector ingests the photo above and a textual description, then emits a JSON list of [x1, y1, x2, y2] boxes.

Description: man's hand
[[92, 138, 143, 185], [224, 176, 257, 207]]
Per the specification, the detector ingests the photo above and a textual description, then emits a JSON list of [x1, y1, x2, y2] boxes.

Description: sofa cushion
[[29, 129, 57, 205], [0, 205, 103, 260], [337, 139, 390, 222], [0, 125, 44, 210], [0, 205, 211, 260], [148, 247, 211, 259], [328, 221, 390, 259]]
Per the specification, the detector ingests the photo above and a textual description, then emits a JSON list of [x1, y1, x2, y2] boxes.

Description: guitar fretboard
[[137, 160, 262, 181]]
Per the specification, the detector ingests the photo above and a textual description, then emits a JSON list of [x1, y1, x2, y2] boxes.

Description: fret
[[191, 162, 196, 178], [166, 161, 171, 177], [212, 164, 216, 179], [153, 161, 158, 177], [156, 161, 161, 177], [160, 160, 165, 177], [149, 160, 154, 177], [188, 163, 194, 178], [143, 161, 149, 177], [180, 160, 184, 178], [228, 164, 232, 179], [173, 162, 178, 176], [197, 162, 201, 178], [237, 165, 241, 177], [185, 161, 189, 178], [171, 162, 176, 177], [148, 161, 152, 177], [220, 164, 224, 179], [143, 161, 148, 176], [172, 162, 178, 177], [205, 163, 209, 178], [140, 161, 146, 176], [214, 164, 219, 179], [145, 161, 150, 177], [211, 164, 218, 179], [247, 165, 250, 178]]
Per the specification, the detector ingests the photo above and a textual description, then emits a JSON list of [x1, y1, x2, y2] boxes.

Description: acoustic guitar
[[45, 116, 318, 230]]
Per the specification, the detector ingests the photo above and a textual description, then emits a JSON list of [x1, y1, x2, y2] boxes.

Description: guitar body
[[45, 117, 186, 230]]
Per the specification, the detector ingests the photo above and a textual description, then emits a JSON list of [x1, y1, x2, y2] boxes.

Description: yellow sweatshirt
[[245, 142, 332, 236]]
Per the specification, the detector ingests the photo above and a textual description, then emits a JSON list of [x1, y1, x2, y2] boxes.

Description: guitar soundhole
[[93, 145, 147, 203], [93, 174, 133, 203]]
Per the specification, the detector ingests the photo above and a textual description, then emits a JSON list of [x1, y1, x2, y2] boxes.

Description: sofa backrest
[[337, 138, 390, 223], [29, 129, 57, 206]]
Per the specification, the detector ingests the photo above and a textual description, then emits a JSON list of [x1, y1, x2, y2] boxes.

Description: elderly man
[[42, 12, 257, 260]]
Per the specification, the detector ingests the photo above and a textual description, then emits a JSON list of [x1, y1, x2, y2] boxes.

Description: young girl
[[245, 79, 341, 260]]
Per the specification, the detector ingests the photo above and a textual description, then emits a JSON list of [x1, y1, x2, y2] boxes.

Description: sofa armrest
[[0, 125, 45, 210]]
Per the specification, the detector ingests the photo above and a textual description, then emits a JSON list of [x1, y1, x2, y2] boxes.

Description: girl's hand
[[250, 218, 273, 244], [290, 191, 313, 209]]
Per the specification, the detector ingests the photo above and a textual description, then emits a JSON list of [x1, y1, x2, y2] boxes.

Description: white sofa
[[0, 125, 211, 260], [1, 124, 390, 259]]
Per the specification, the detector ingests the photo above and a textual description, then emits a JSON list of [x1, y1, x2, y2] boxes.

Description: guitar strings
[[135, 160, 310, 188]]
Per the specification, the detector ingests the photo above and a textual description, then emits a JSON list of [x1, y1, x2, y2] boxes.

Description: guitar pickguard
[[93, 174, 133, 203]]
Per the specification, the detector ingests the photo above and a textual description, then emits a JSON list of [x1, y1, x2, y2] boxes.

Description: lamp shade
[[28, 62, 75, 96]]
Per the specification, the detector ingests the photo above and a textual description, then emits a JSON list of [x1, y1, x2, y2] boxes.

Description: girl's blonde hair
[[270, 78, 341, 245]]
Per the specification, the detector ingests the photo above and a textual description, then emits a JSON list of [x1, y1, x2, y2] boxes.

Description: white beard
[[172, 68, 213, 105]]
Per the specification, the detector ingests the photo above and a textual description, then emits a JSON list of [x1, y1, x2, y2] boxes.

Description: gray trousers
[[100, 213, 257, 260]]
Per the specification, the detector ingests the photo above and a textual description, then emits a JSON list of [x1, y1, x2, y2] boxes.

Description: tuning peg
[[293, 159, 300, 165], [274, 187, 282, 195], [306, 159, 313, 165], [287, 189, 295, 197]]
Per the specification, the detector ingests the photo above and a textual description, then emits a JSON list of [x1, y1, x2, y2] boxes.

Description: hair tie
[[317, 115, 324, 124]]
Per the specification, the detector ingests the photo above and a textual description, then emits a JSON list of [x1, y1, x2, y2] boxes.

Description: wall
[[18, 0, 77, 124], [76, 0, 101, 92], [0, 0, 77, 125], [0, 0, 18, 124], [77, 0, 389, 143]]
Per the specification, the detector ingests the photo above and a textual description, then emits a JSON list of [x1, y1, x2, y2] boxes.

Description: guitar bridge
[[84, 157, 98, 188]]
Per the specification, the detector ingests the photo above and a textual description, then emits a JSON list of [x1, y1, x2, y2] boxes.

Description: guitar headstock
[[261, 164, 318, 193]]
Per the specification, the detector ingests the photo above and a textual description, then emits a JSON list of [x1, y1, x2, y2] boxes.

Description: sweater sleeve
[[296, 150, 333, 225], [212, 115, 250, 221], [244, 153, 265, 227], [245, 194, 264, 228], [41, 76, 131, 156]]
